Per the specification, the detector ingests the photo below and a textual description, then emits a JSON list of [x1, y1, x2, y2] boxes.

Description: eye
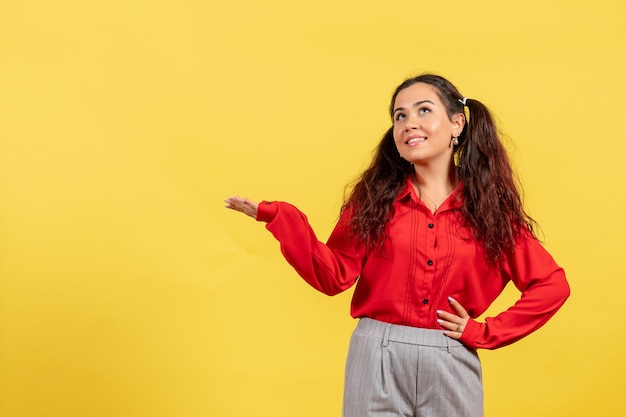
[[394, 113, 406, 121], [418, 106, 431, 115]]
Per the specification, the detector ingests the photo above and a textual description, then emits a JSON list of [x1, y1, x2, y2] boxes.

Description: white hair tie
[[458, 97, 470, 124]]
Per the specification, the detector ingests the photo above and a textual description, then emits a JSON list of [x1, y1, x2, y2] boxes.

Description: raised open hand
[[224, 196, 259, 219]]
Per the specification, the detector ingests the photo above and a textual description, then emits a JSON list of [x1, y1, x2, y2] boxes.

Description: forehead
[[394, 82, 442, 107]]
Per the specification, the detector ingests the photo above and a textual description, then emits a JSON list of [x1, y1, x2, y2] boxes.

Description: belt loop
[[382, 323, 391, 347], [445, 333, 451, 353]]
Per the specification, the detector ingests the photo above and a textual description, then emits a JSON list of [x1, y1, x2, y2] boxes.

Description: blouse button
[[428, 223, 434, 228], [422, 298, 429, 305], [427, 260, 433, 266]]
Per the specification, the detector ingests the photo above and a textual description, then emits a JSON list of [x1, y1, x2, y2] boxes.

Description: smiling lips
[[406, 136, 426, 146]]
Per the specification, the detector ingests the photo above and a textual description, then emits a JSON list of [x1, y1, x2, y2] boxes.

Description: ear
[[450, 112, 466, 137]]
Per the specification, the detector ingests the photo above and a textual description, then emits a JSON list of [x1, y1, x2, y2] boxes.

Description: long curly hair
[[344, 74, 536, 266]]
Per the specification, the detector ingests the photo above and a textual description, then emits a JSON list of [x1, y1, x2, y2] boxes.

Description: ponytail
[[343, 128, 412, 251], [456, 98, 536, 265]]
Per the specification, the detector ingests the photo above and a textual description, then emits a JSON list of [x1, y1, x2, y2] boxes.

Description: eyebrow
[[393, 99, 435, 115]]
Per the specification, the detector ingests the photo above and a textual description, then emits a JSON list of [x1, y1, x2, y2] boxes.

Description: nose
[[405, 113, 419, 131]]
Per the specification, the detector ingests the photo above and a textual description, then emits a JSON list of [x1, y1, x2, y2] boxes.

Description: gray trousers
[[343, 318, 483, 417]]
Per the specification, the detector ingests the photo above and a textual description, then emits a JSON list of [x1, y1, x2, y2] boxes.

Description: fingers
[[436, 315, 468, 339], [436, 314, 465, 333], [224, 196, 259, 219], [436, 309, 459, 323], [436, 297, 470, 340]]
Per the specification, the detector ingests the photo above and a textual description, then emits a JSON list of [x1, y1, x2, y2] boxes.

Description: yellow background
[[1, 0, 624, 416]]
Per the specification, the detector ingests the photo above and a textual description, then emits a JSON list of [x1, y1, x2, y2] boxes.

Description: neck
[[411, 161, 458, 212], [412, 160, 457, 191]]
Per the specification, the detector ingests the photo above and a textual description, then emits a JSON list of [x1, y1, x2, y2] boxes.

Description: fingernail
[[437, 319, 444, 325], [436, 310, 443, 315], [448, 296, 456, 303]]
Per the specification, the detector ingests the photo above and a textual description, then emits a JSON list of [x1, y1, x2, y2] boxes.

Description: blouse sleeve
[[256, 201, 364, 295], [460, 228, 570, 349]]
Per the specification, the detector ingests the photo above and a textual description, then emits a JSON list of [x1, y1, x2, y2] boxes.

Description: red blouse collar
[[395, 176, 464, 211]]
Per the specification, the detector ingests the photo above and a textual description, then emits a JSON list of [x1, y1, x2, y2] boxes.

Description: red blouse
[[256, 179, 569, 350]]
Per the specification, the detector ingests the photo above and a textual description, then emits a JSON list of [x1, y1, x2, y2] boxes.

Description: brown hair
[[344, 74, 536, 266]]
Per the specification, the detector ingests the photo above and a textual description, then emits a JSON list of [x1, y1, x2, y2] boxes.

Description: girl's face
[[392, 82, 464, 167]]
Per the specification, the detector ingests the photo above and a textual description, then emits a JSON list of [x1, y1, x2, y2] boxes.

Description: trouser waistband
[[355, 317, 467, 349]]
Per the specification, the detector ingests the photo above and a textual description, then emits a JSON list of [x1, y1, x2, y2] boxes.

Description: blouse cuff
[[459, 318, 482, 348], [256, 201, 278, 222]]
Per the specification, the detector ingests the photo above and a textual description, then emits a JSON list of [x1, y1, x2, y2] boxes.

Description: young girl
[[225, 74, 569, 417]]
